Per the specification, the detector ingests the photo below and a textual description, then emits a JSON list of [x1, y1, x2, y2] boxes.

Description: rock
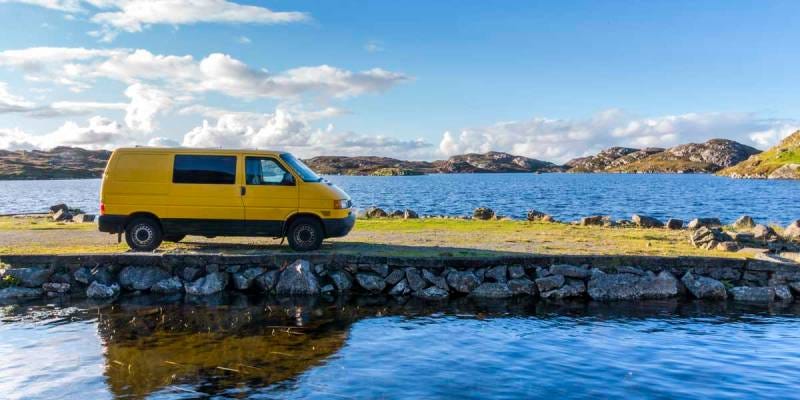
[[328, 270, 353, 292], [389, 210, 404, 218], [49, 203, 69, 214], [485, 265, 507, 283], [767, 163, 800, 179], [403, 209, 419, 219], [681, 272, 727, 300], [729, 286, 774, 303], [231, 267, 266, 290], [445, 270, 480, 293], [773, 285, 794, 302], [731, 232, 755, 244], [118, 266, 170, 291], [72, 214, 96, 223], [369, 264, 390, 277], [733, 215, 756, 229], [365, 207, 388, 218], [86, 281, 119, 299], [0, 287, 43, 299], [180, 266, 203, 282], [185, 272, 229, 296], [508, 266, 526, 279], [275, 260, 319, 295], [541, 280, 586, 299], [687, 218, 722, 230], [356, 273, 386, 293], [788, 282, 800, 295], [716, 241, 740, 252], [549, 264, 590, 279], [632, 214, 664, 228], [783, 220, 800, 241], [508, 278, 537, 296], [384, 269, 405, 286], [255, 270, 280, 292], [666, 219, 684, 230], [150, 277, 183, 294], [52, 208, 72, 221], [473, 207, 495, 220], [405, 268, 426, 292], [690, 227, 731, 249], [753, 224, 779, 241], [42, 282, 70, 293], [527, 210, 552, 222], [535, 275, 564, 292], [422, 269, 448, 291], [414, 286, 449, 300], [587, 271, 679, 301], [1, 267, 53, 288], [470, 282, 513, 298], [321, 284, 334, 293], [579, 216, 605, 226], [388, 279, 410, 296]]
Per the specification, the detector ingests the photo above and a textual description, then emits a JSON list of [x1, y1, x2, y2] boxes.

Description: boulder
[[72, 214, 96, 223], [150, 277, 184, 294], [0, 287, 43, 299], [470, 282, 513, 298], [729, 286, 774, 303], [365, 207, 388, 218], [587, 271, 679, 301], [1, 267, 53, 288], [384, 269, 405, 286], [118, 266, 170, 291], [255, 270, 280, 292], [535, 274, 565, 292], [508, 266, 526, 279], [414, 286, 449, 300], [689, 227, 731, 249], [687, 218, 722, 230], [485, 265, 507, 283], [732, 215, 756, 229], [52, 209, 72, 221], [369, 264, 390, 277], [422, 269, 448, 291], [681, 272, 727, 300], [549, 264, 590, 279], [773, 285, 794, 302], [49, 203, 69, 214], [275, 260, 319, 295], [716, 241, 740, 252], [783, 220, 800, 241], [579, 216, 605, 226], [329, 270, 353, 291], [666, 219, 684, 230], [185, 272, 229, 296], [527, 210, 553, 222], [632, 214, 664, 228], [753, 224, 779, 241], [179, 266, 203, 282], [355, 273, 386, 293], [231, 267, 266, 290], [403, 209, 419, 219], [86, 281, 119, 299], [508, 278, 537, 296], [74, 266, 114, 285], [389, 210, 404, 218], [445, 270, 480, 293], [541, 280, 586, 299], [42, 282, 70, 294], [473, 207, 495, 220], [388, 279, 410, 296], [404, 268, 426, 292]]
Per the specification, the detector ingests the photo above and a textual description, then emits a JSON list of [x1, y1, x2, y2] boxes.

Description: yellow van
[[98, 148, 354, 252]]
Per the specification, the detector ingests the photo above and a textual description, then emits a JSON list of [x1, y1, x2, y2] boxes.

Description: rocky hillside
[[433, 151, 565, 173], [718, 131, 800, 179], [565, 139, 761, 174], [0, 147, 111, 180]]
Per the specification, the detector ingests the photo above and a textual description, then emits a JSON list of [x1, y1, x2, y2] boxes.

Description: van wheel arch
[[283, 213, 326, 237], [124, 212, 163, 231]]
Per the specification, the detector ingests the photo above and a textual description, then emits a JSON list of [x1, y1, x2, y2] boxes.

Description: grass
[[719, 131, 800, 177]]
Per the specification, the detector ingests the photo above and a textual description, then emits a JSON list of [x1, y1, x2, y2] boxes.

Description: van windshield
[[280, 153, 323, 182]]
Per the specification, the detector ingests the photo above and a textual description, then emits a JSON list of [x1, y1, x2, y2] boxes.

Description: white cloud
[[123, 83, 171, 132], [0, 0, 82, 12], [0, 116, 137, 150], [0, 80, 127, 117], [146, 136, 180, 147], [438, 110, 800, 163], [236, 35, 251, 44]]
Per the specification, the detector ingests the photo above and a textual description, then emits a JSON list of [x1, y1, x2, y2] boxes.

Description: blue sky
[[0, 0, 798, 162]]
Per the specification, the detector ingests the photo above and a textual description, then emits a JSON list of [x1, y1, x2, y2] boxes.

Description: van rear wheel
[[125, 217, 163, 252], [287, 217, 323, 251]]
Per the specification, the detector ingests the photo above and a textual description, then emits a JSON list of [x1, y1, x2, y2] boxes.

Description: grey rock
[[329, 270, 353, 292], [742, 271, 769, 287], [52, 208, 72, 221], [275, 260, 319, 295], [321, 284, 335, 293], [535, 274, 565, 292], [485, 265, 507, 283], [588, 271, 679, 301], [422, 269, 448, 290], [615, 266, 645, 275], [384, 269, 405, 286], [356, 273, 386, 293], [389, 279, 410, 296], [549, 264, 590, 279], [86, 281, 119, 299], [666, 219, 684, 230], [445, 270, 480, 293], [403, 209, 419, 219], [405, 268, 426, 292], [42, 282, 70, 293], [0, 287, 43, 299], [784, 220, 800, 241], [579, 215, 605, 226], [541, 280, 586, 299], [681, 272, 727, 300], [773, 285, 793, 302], [365, 207, 388, 218], [753, 224, 778, 241], [255, 270, 280, 292], [508, 278, 537, 296], [414, 286, 450, 300], [72, 213, 96, 223], [688, 218, 722, 230], [118, 266, 170, 291], [185, 272, 229, 296], [527, 210, 553, 222], [49, 272, 71, 284], [690, 227, 732, 249], [180, 266, 203, 282], [716, 241, 740, 252], [150, 277, 183, 294], [370, 264, 390, 277], [508, 266, 526, 279], [49, 203, 68, 214], [473, 207, 495, 220], [788, 281, 800, 295], [470, 282, 513, 298], [733, 215, 756, 229], [1, 267, 53, 288], [232, 267, 265, 290], [729, 286, 774, 303], [632, 214, 664, 228]]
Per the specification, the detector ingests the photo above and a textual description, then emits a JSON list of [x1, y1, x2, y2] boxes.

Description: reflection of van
[[98, 148, 354, 251]]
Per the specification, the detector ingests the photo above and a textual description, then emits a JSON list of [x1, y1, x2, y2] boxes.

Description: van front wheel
[[287, 218, 323, 252], [125, 217, 163, 252]]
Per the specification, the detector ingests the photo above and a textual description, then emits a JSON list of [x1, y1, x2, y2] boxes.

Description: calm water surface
[[1, 173, 798, 224], [2, 296, 800, 399]]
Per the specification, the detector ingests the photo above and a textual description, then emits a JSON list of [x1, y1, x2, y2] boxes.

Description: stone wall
[[1, 253, 799, 305]]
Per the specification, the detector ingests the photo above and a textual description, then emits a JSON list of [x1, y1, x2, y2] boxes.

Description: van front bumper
[[323, 212, 356, 238], [98, 214, 126, 234]]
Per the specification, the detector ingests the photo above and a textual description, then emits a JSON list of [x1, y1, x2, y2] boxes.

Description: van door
[[241, 155, 299, 236], [166, 153, 245, 235]]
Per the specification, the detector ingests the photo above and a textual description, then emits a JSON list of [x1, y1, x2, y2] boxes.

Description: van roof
[[114, 147, 288, 156]]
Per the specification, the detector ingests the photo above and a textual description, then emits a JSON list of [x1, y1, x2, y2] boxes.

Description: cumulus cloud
[[0, 47, 410, 99], [0, 80, 127, 117], [123, 83, 172, 132], [438, 110, 800, 163], [0, 0, 82, 12], [0, 116, 138, 150]]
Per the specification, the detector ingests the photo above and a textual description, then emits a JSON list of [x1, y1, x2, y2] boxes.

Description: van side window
[[173, 155, 237, 184], [245, 157, 294, 185]]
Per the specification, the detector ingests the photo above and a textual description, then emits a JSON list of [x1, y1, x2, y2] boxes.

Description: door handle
[[240, 186, 246, 196]]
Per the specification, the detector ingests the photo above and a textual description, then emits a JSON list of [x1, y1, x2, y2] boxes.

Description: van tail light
[[100, 202, 106, 215]]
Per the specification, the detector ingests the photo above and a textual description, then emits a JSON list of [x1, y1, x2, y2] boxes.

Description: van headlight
[[333, 199, 351, 209]]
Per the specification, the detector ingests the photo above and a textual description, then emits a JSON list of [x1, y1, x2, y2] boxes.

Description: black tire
[[287, 217, 324, 251], [124, 217, 163, 252], [163, 234, 186, 243]]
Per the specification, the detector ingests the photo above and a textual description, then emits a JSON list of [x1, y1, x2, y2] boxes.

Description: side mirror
[[282, 172, 295, 185]]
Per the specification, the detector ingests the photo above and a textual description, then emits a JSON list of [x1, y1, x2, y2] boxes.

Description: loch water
[[1, 173, 799, 224], [2, 296, 800, 399]]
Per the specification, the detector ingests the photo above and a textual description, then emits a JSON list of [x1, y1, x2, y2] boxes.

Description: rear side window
[[173, 155, 237, 184]]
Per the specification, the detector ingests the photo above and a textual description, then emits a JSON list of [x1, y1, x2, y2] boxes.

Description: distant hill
[[0, 146, 111, 180], [565, 139, 761, 174], [718, 131, 800, 179]]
